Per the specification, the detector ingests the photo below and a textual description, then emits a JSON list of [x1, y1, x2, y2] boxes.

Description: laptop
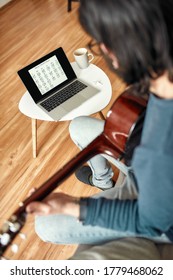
[[18, 47, 99, 120]]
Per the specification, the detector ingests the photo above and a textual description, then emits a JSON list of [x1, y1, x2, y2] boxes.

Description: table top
[[18, 62, 112, 121]]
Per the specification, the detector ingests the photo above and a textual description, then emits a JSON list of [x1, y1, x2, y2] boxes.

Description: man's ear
[[100, 43, 119, 69], [100, 43, 109, 55]]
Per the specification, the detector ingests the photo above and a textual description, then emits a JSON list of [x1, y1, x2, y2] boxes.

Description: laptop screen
[[18, 47, 77, 103], [28, 55, 68, 96]]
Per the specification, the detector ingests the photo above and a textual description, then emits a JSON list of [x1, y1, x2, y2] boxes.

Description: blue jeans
[[35, 116, 170, 245]]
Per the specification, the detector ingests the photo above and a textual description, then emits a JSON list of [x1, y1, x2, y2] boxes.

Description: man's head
[[79, 0, 173, 94]]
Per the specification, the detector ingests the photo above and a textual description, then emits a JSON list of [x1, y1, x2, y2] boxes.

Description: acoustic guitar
[[0, 90, 147, 259]]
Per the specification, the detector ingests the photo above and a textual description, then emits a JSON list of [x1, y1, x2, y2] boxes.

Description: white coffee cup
[[73, 48, 94, 69]]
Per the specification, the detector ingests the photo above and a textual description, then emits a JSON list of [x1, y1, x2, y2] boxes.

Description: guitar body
[[0, 90, 147, 259], [104, 91, 147, 158]]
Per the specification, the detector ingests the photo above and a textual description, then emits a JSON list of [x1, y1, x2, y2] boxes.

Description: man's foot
[[75, 166, 114, 190], [75, 166, 94, 186]]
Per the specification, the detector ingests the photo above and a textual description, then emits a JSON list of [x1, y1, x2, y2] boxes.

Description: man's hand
[[26, 191, 80, 218]]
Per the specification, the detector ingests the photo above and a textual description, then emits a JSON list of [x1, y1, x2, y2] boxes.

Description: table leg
[[31, 118, 37, 158], [99, 111, 105, 120], [67, 0, 71, 12]]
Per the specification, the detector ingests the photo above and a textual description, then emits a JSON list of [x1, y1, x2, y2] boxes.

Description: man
[[26, 0, 173, 253]]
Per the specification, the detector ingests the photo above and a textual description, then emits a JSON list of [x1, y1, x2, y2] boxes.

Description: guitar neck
[[0, 133, 122, 258]]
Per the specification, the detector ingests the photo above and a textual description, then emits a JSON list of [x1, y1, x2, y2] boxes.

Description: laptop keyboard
[[40, 80, 87, 112]]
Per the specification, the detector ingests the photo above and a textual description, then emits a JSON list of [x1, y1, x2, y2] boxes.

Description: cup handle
[[88, 53, 94, 63]]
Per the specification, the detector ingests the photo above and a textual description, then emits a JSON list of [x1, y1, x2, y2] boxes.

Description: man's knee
[[34, 215, 80, 244], [69, 116, 86, 142], [69, 116, 104, 146], [35, 216, 54, 242]]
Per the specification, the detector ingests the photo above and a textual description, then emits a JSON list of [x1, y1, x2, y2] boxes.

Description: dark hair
[[79, 0, 173, 95]]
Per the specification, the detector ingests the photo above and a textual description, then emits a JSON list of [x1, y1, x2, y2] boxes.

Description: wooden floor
[[0, 0, 125, 260]]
